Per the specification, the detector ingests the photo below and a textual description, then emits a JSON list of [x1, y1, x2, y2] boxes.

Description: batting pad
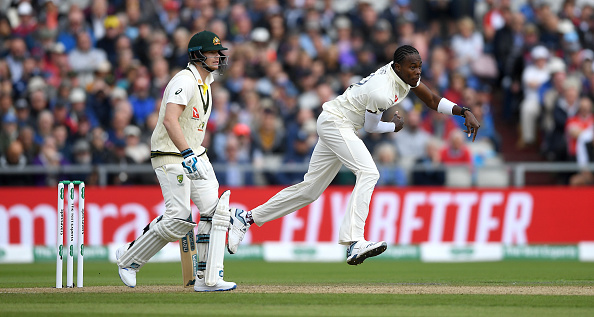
[[195, 216, 212, 279], [206, 190, 231, 286], [117, 217, 196, 270]]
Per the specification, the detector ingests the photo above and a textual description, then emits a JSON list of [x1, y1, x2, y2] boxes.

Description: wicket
[[56, 180, 85, 288]]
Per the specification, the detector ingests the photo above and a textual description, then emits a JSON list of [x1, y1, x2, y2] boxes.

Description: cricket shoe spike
[[116, 244, 137, 288], [346, 240, 388, 265], [194, 277, 237, 292], [227, 208, 250, 254]]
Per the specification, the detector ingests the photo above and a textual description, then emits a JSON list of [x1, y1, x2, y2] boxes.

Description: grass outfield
[[1, 261, 593, 316]]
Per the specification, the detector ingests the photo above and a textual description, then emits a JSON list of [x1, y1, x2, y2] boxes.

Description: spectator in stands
[[565, 96, 593, 161], [470, 101, 501, 153], [42, 42, 67, 88], [6, 37, 28, 84], [393, 108, 430, 161], [426, 45, 450, 93], [251, 105, 285, 185], [128, 76, 156, 127], [13, 2, 37, 38], [539, 57, 567, 145], [96, 15, 122, 67], [88, 0, 109, 41], [123, 125, 150, 164], [89, 126, 110, 164], [443, 72, 467, 106], [0, 112, 18, 154], [17, 125, 37, 163], [543, 77, 581, 161], [451, 16, 484, 78], [169, 27, 192, 70], [68, 31, 107, 87], [159, 0, 182, 36], [277, 130, 315, 185], [372, 18, 396, 65], [520, 45, 551, 147], [70, 116, 91, 146], [421, 110, 459, 141], [251, 105, 285, 157], [0, 14, 12, 54], [68, 87, 98, 129], [334, 16, 357, 71], [86, 76, 112, 128], [13, 57, 44, 99], [105, 139, 135, 185], [0, 140, 29, 185], [217, 134, 254, 187], [0, 92, 10, 118], [34, 109, 53, 145], [69, 139, 92, 182], [57, 7, 91, 53], [32, 135, 69, 186], [374, 142, 407, 186], [150, 57, 171, 99], [412, 138, 446, 186], [51, 103, 73, 132], [493, 11, 526, 82], [482, 0, 506, 46], [51, 124, 71, 161], [440, 129, 473, 167], [14, 98, 34, 128], [108, 107, 132, 148]]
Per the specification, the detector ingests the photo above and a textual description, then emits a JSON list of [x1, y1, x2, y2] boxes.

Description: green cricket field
[[1, 260, 593, 316]]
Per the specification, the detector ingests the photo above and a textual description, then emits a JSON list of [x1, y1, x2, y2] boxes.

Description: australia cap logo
[[213, 36, 221, 45]]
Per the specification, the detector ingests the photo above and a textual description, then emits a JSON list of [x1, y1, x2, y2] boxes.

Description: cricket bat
[[180, 215, 198, 287]]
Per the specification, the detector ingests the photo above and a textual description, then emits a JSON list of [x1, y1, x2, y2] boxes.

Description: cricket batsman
[[227, 45, 481, 264], [115, 30, 236, 291]]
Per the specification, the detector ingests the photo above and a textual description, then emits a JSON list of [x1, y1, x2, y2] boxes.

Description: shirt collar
[[388, 61, 412, 90], [187, 63, 214, 86]]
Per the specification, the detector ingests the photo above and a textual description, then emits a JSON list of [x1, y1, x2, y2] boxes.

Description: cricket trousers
[[252, 110, 380, 245], [154, 157, 220, 220]]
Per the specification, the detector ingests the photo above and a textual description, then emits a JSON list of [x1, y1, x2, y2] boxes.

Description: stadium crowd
[[0, 0, 593, 187]]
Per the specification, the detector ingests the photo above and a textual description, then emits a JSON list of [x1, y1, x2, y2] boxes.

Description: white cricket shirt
[[322, 62, 419, 130], [150, 63, 214, 168]]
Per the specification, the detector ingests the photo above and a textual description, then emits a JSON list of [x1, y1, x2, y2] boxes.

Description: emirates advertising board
[[1, 186, 593, 246]]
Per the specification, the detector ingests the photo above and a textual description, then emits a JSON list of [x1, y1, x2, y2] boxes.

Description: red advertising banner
[[1, 186, 593, 246]]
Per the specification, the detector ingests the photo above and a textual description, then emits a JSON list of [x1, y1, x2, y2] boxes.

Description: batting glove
[[181, 148, 209, 180]]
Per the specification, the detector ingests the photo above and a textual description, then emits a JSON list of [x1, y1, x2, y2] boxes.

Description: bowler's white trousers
[[252, 111, 380, 245], [154, 156, 219, 219]]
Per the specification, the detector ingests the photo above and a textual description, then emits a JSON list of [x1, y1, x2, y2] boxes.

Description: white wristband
[[437, 98, 456, 115], [375, 121, 396, 133]]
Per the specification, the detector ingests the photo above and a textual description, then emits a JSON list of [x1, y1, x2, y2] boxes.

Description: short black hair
[[393, 45, 419, 65]]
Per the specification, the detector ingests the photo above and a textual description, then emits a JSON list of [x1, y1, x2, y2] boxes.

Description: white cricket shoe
[[194, 277, 237, 292], [116, 245, 137, 288], [227, 208, 250, 254], [346, 240, 388, 265]]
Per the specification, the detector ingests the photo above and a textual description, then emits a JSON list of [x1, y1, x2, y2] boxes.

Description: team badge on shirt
[[177, 175, 183, 184]]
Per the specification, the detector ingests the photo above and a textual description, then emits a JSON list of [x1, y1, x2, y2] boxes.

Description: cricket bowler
[[227, 45, 481, 265]]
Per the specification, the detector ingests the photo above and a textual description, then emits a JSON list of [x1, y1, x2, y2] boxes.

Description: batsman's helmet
[[188, 30, 228, 74]]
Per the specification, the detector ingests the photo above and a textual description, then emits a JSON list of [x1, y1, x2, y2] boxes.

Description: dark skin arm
[[373, 107, 404, 132], [412, 82, 481, 141], [390, 111, 404, 132]]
